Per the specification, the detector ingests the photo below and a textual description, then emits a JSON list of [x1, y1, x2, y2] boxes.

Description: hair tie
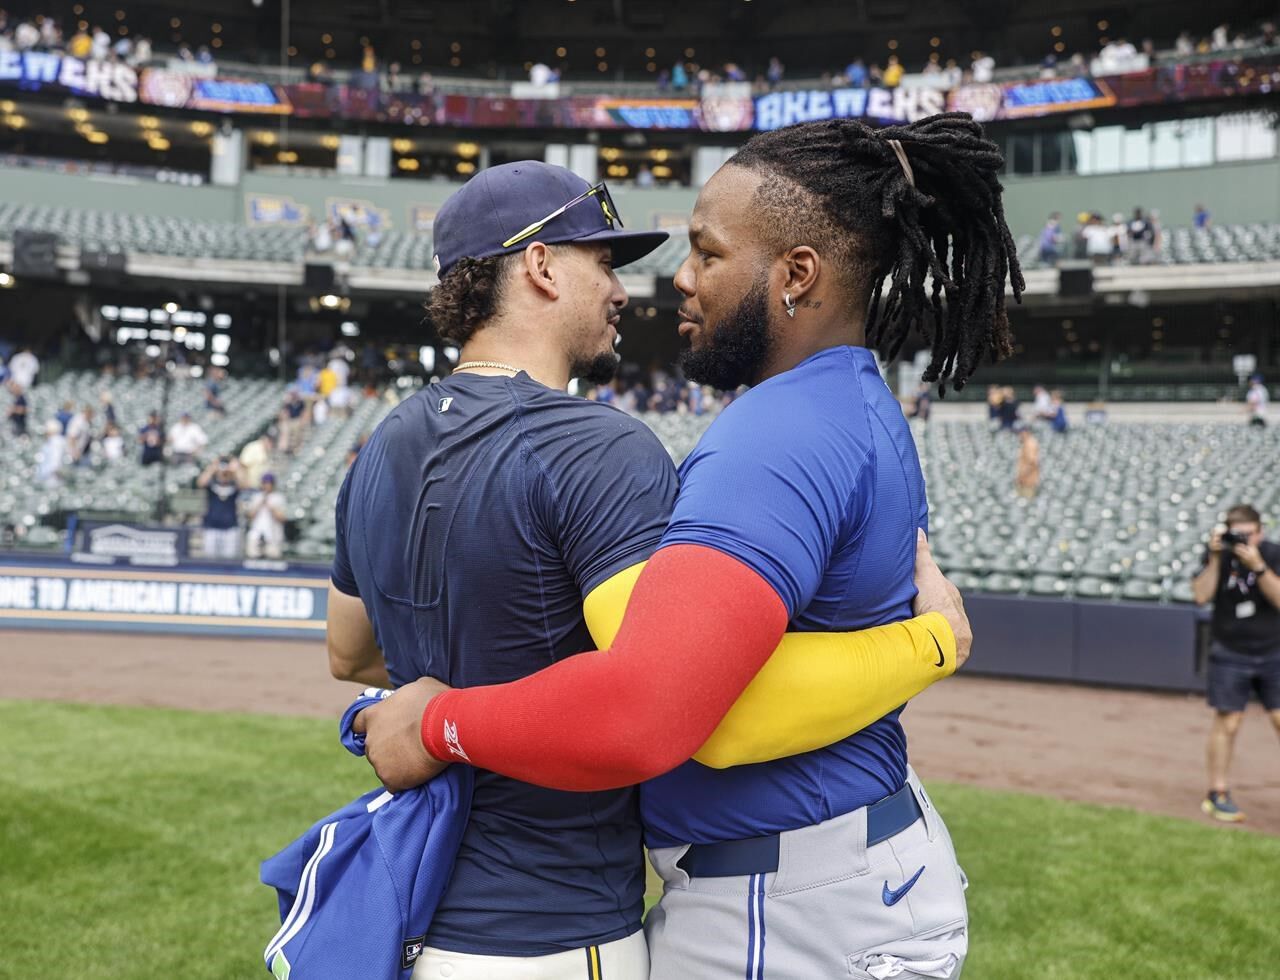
[[886, 139, 916, 189]]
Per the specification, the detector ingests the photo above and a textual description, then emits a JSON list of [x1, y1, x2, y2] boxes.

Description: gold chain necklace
[[453, 360, 521, 374]]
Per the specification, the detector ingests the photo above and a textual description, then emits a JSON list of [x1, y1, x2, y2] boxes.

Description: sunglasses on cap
[[501, 181, 622, 249]]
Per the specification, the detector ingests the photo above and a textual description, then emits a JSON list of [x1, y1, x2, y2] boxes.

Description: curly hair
[[425, 254, 519, 346], [731, 112, 1024, 393]]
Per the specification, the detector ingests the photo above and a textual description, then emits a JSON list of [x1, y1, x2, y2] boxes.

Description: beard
[[678, 278, 774, 390], [572, 348, 622, 385]]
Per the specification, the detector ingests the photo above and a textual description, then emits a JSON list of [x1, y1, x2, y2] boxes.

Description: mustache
[[677, 306, 703, 324]]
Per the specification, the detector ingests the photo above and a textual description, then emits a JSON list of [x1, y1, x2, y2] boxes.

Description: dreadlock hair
[[730, 112, 1024, 393]]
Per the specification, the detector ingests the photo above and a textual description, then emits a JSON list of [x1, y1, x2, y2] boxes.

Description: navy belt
[[678, 783, 923, 879]]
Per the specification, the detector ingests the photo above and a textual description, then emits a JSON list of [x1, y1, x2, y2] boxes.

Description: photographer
[[1191, 504, 1280, 822]]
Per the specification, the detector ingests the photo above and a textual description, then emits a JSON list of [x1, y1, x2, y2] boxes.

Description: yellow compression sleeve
[[582, 561, 957, 769]]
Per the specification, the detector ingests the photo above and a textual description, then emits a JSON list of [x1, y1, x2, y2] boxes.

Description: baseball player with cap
[[329, 159, 970, 978], [361, 115, 1022, 979]]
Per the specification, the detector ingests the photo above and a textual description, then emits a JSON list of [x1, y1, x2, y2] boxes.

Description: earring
[[784, 293, 796, 319]]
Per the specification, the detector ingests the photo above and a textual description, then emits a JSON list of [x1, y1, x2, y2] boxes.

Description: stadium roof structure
[[7, 0, 1272, 79]]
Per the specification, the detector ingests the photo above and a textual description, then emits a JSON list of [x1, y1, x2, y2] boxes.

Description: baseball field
[[2, 631, 1279, 979]]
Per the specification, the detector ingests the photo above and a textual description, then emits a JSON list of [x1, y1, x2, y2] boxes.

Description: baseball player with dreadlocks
[[361, 114, 1022, 978]]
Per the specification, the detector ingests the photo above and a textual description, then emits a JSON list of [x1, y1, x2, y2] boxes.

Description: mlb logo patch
[[402, 935, 426, 969], [438, 397, 454, 414]]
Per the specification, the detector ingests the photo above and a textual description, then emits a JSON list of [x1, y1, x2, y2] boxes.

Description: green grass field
[[1, 700, 1277, 979]]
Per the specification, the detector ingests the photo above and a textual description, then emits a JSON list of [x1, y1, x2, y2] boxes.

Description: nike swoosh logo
[[882, 865, 926, 906], [927, 631, 946, 668]]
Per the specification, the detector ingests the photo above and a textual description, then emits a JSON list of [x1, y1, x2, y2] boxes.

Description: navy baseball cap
[[432, 161, 668, 278]]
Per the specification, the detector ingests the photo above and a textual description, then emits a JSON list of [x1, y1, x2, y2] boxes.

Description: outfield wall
[[0, 553, 1206, 693]]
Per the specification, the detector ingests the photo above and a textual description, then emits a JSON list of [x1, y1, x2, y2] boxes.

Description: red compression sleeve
[[421, 544, 789, 791]]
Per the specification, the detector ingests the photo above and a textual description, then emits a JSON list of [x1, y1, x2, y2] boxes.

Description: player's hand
[[1232, 542, 1266, 574], [912, 529, 972, 669], [353, 677, 453, 792], [1208, 529, 1225, 554]]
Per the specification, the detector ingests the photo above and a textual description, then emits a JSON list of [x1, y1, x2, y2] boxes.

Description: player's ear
[[522, 242, 560, 302], [781, 245, 820, 303]]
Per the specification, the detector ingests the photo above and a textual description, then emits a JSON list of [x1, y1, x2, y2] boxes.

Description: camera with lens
[[1221, 530, 1249, 548]]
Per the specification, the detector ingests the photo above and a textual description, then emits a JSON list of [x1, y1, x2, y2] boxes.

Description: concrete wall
[[1000, 159, 1280, 231], [4, 157, 1278, 235]]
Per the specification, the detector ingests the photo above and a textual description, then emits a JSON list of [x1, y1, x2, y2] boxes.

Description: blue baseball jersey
[[261, 689, 474, 980], [331, 373, 676, 956], [641, 345, 927, 847]]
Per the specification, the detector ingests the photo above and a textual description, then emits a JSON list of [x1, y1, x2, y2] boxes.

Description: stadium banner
[[0, 556, 329, 639], [0, 50, 138, 102], [947, 53, 1280, 122], [5, 53, 1276, 130], [74, 522, 191, 564], [753, 86, 947, 130], [139, 69, 291, 114], [247, 195, 310, 225]]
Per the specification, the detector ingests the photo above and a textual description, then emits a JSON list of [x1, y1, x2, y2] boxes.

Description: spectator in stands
[[99, 389, 117, 428], [671, 60, 688, 92], [66, 404, 94, 466], [138, 410, 165, 466], [635, 164, 655, 188], [1262, 22, 1278, 48], [245, 473, 287, 559], [1084, 213, 1114, 263], [35, 419, 65, 488], [1109, 212, 1129, 263], [1014, 424, 1040, 498], [1038, 212, 1062, 265], [907, 381, 932, 422], [1246, 375, 1269, 427], [767, 56, 784, 87], [1129, 207, 1155, 264], [971, 51, 995, 83], [1191, 503, 1280, 823], [204, 368, 226, 417], [986, 384, 1003, 428], [1176, 30, 1195, 55], [310, 220, 333, 254], [101, 422, 124, 462], [239, 429, 275, 487], [55, 400, 75, 435], [13, 18, 38, 50], [1032, 384, 1054, 419], [278, 388, 308, 454], [1148, 208, 1164, 261], [7, 346, 39, 390], [882, 54, 904, 87], [1212, 24, 1231, 51], [167, 411, 208, 464], [999, 386, 1021, 431], [1194, 203, 1212, 229], [7, 381, 28, 437], [90, 24, 110, 60], [1048, 390, 1069, 434], [68, 24, 91, 58], [198, 456, 249, 560], [844, 58, 868, 87]]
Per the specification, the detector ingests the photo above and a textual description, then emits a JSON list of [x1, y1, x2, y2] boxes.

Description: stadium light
[[455, 161, 476, 175], [67, 107, 90, 123], [342, 321, 361, 337], [321, 135, 341, 150], [0, 100, 15, 113], [87, 132, 109, 144], [139, 116, 160, 130], [211, 334, 231, 354], [212, 314, 232, 329], [4, 115, 27, 129], [190, 121, 213, 137], [456, 142, 480, 158], [0, 272, 14, 288], [164, 301, 179, 314]]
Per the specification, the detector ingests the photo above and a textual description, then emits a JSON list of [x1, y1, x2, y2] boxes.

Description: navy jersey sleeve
[[330, 469, 359, 596], [535, 410, 678, 596], [661, 401, 869, 618]]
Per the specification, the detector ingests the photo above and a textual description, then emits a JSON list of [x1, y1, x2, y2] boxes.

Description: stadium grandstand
[[4, 2, 1280, 977]]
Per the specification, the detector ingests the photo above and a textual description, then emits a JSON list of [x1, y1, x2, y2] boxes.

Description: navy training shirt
[[204, 477, 240, 529], [641, 345, 927, 847], [331, 372, 676, 956]]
